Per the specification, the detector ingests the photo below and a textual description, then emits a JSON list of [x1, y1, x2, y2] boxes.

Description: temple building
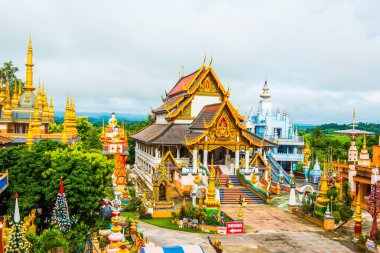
[[247, 80, 304, 176], [131, 63, 276, 200], [0, 36, 78, 145], [333, 111, 379, 210]]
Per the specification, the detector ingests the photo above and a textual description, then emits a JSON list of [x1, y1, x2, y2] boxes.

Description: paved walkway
[[222, 204, 362, 253], [136, 193, 368, 253]]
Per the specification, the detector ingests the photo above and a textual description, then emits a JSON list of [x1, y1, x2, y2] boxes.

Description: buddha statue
[[109, 112, 118, 127]]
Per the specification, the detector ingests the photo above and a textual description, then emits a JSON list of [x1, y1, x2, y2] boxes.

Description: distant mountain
[[55, 111, 148, 126]]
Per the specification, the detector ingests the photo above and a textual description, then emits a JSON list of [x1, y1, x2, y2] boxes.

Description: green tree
[[0, 61, 23, 94], [2, 140, 113, 228], [49, 123, 63, 133], [27, 229, 69, 253], [76, 116, 102, 150]]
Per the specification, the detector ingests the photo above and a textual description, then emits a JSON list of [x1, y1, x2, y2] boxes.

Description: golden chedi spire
[[41, 95, 49, 121], [18, 82, 22, 100], [0, 78, 5, 104], [49, 96, 54, 122], [70, 96, 77, 135], [2, 79, 12, 119], [362, 134, 367, 150], [36, 80, 43, 109], [11, 81, 19, 108], [26, 120, 34, 148], [204, 156, 220, 208], [31, 101, 41, 134], [24, 34, 35, 92], [61, 125, 68, 144]]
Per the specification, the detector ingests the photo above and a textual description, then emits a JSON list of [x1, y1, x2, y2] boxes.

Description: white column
[[245, 149, 249, 170], [235, 149, 239, 171], [176, 146, 180, 159], [155, 147, 159, 159], [193, 149, 198, 172], [203, 149, 208, 168]]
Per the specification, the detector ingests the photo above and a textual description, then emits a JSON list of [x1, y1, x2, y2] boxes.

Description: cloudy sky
[[0, 0, 379, 124]]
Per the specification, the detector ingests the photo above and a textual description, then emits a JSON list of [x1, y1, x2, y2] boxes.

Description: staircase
[[218, 175, 265, 205]]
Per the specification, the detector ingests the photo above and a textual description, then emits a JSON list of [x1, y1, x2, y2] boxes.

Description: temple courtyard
[[139, 197, 372, 253]]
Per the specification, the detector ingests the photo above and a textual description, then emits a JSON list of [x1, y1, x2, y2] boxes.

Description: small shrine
[[101, 113, 128, 156], [204, 161, 221, 218], [152, 158, 174, 210], [309, 157, 322, 184], [113, 150, 129, 204]]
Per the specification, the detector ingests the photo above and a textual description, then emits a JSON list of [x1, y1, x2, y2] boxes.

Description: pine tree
[[5, 194, 30, 253], [51, 177, 72, 233]]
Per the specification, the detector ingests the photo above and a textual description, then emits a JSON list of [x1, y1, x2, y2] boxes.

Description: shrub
[[139, 213, 152, 219], [332, 211, 341, 224], [339, 205, 353, 222]]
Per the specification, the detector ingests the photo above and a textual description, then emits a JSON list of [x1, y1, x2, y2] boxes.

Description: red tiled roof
[[168, 69, 200, 96], [203, 104, 220, 111]]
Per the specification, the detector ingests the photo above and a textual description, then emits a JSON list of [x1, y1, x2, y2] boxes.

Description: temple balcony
[[271, 152, 304, 162], [0, 171, 9, 194], [267, 136, 305, 146]]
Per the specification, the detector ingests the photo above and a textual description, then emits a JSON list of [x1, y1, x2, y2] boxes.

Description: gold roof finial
[[203, 51, 206, 65], [362, 134, 367, 150], [25, 34, 35, 92], [209, 52, 213, 66]]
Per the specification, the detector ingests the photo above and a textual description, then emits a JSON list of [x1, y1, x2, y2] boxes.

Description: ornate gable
[[196, 75, 222, 97], [249, 153, 268, 167], [160, 151, 181, 169]]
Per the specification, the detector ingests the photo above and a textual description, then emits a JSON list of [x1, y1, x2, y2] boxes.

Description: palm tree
[[27, 229, 69, 253]]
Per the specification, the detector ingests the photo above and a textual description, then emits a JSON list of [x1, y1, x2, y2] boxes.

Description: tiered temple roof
[[132, 64, 276, 148]]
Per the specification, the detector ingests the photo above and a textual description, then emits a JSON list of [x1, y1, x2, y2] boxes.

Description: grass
[[140, 218, 213, 234], [121, 212, 214, 234]]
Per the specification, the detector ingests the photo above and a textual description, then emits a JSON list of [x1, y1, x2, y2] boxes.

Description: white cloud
[[0, 0, 379, 124]]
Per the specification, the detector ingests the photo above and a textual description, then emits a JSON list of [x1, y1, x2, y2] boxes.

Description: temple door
[[159, 183, 166, 201]]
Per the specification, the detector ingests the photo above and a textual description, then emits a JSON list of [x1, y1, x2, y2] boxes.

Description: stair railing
[[267, 153, 290, 184], [236, 168, 270, 203]]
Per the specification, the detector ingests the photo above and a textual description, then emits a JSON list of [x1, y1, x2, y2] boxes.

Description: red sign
[[226, 221, 244, 235]]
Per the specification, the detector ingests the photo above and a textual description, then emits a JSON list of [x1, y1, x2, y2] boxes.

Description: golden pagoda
[[204, 159, 220, 208], [0, 35, 78, 145], [315, 163, 330, 216]]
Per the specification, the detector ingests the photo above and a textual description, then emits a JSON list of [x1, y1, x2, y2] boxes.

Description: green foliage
[[307, 122, 380, 135], [76, 116, 103, 150], [342, 181, 353, 207], [337, 182, 354, 222], [2, 140, 114, 228], [122, 198, 142, 212], [64, 221, 89, 253], [27, 229, 69, 253], [296, 162, 304, 172], [339, 205, 353, 222], [332, 211, 341, 224], [327, 188, 339, 202], [0, 61, 22, 95], [301, 197, 314, 214], [48, 123, 63, 133]]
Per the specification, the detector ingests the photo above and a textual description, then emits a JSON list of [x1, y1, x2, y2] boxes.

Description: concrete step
[[219, 188, 265, 205]]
